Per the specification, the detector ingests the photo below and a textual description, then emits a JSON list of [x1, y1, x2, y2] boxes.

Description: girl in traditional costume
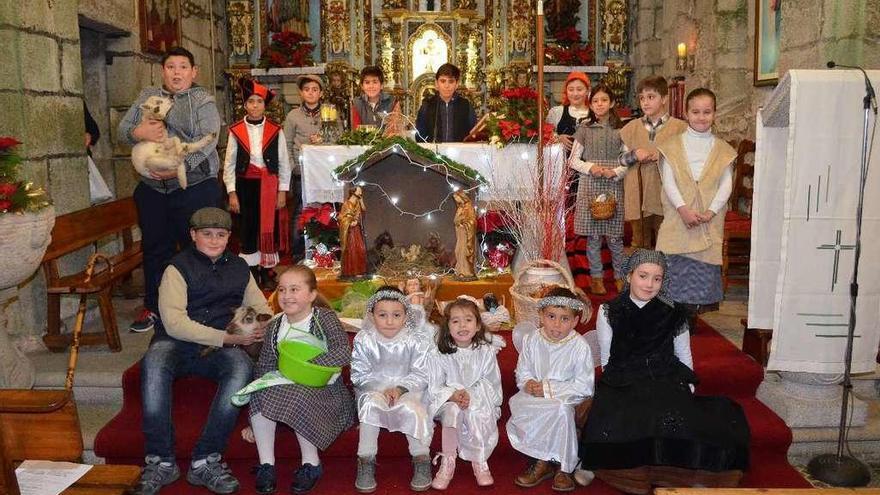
[[428, 298, 503, 489], [243, 265, 356, 494], [351, 287, 434, 492], [655, 88, 737, 323], [579, 249, 750, 493], [507, 288, 594, 491]]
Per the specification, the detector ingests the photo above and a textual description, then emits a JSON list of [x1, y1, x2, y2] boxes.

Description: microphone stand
[[806, 64, 876, 487]]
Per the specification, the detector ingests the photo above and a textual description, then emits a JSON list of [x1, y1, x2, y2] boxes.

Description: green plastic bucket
[[277, 340, 341, 387]]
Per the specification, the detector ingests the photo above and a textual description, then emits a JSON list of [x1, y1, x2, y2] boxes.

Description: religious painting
[[138, 0, 181, 55], [754, 0, 781, 86]]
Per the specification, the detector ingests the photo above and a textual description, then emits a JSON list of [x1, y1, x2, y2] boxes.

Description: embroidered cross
[[816, 229, 855, 292]]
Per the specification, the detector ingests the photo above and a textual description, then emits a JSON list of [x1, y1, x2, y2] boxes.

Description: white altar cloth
[[301, 142, 566, 204]]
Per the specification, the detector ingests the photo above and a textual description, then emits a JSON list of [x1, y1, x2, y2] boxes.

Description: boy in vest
[[416, 63, 477, 143], [618, 76, 688, 249], [135, 207, 272, 495], [223, 78, 292, 290], [118, 46, 223, 333]]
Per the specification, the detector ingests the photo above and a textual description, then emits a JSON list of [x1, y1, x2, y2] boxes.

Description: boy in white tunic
[[428, 298, 503, 489], [351, 286, 434, 492], [507, 288, 594, 491]]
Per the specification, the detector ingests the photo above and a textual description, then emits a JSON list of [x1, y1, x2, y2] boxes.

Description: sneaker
[[354, 456, 377, 493], [410, 454, 432, 492], [186, 453, 240, 494], [430, 454, 455, 490], [471, 461, 494, 487], [134, 455, 180, 495], [253, 463, 275, 494], [291, 463, 323, 493], [130, 309, 157, 333]]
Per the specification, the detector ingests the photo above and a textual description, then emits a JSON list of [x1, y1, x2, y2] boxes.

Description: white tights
[[250, 412, 320, 466], [357, 424, 430, 457]]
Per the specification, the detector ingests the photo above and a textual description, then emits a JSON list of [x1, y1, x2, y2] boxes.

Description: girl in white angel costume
[[350, 286, 435, 493], [507, 287, 595, 491], [427, 297, 503, 489]]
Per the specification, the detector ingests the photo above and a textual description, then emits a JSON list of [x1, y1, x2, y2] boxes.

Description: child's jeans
[[586, 235, 624, 279]]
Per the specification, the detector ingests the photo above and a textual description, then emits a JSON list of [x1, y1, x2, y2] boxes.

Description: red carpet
[[95, 318, 809, 493]]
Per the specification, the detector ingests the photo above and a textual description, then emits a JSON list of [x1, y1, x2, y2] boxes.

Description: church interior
[[1, 0, 880, 494]]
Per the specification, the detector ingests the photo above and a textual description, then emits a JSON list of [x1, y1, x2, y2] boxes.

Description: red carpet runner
[[96, 318, 809, 494]]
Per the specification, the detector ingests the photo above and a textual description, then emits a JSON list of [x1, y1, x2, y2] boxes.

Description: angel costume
[[506, 325, 594, 473], [427, 341, 503, 463], [351, 301, 435, 455]]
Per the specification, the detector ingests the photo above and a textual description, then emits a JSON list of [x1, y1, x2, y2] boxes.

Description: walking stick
[[64, 254, 112, 391]]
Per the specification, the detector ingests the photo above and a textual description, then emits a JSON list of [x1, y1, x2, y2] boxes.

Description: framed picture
[[754, 0, 781, 86], [138, 0, 181, 56]]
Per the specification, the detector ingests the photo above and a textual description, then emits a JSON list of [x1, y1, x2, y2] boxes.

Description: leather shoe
[[515, 459, 555, 488], [552, 471, 576, 491]]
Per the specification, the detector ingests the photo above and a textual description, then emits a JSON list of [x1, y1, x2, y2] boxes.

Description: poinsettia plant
[[299, 203, 339, 248], [0, 137, 50, 214], [258, 31, 314, 68], [485, 87, 556, 147], [544, 26, 593, 66]]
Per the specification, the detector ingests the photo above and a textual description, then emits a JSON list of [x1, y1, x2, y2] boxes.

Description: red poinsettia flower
[[0, 199, 11, 211], [478, 210, 509, 233], [0, 137, 21, 151], [553, 26, 582, 44], [0, 182, 17, 197], [298, 203, 336, 229]]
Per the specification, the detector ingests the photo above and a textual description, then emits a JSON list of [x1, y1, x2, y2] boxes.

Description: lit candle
[[677, 43, 687, 58], [320, 103, 337, 122], [537, 0, 543, 15]]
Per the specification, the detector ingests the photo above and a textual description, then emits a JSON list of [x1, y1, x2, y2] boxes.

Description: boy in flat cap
[[134, 207, 272, 495], [223, 78, 292, 290]]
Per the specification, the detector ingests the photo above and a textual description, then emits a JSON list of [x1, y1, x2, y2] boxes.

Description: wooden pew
[[41, 197, 143, 352], [0, 390, 140, 495]]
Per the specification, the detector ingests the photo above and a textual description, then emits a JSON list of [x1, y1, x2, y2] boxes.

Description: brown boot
[[552, 471, 576, 491], [515, 459, 556, 488], [629, 219, 643, 248], [615, 279, 625, 293], [590, 277, 607, 295]]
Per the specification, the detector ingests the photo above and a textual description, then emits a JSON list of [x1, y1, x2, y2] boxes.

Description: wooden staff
[[64, 254, 112, 391]]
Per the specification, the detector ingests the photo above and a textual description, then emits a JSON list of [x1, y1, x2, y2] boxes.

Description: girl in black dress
[[579, 249, 750, 494]]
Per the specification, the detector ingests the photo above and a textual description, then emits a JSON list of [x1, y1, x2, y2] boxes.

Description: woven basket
[[591, 195, 617, 220], [509, 259, 577, 325]]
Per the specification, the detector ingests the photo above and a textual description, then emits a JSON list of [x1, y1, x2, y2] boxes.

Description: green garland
[[333, 136, 487, 185], [336, 127, 382, 146]]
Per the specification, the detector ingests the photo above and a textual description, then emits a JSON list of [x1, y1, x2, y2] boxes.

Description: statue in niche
[[603, 0, 627, 53], [453, 190, 477, 280], [326, 70, 351, 130], [412, 32, 448, 80]]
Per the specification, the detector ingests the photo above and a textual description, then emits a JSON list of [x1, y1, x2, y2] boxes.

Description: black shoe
[[253, 463, 276, 494], [291, 463, 322, 493]]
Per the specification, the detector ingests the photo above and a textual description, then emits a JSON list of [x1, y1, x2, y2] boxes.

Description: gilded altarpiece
[[229, 0, 634, 121]]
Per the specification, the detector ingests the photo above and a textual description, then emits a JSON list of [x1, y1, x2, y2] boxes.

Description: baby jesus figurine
[[399, 277, 438, 308]]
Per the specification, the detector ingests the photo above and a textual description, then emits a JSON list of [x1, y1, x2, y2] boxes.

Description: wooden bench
[[42, 197, 143, 352], [0, 389, 140, 495]]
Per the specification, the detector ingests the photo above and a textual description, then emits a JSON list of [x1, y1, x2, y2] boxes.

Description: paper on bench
[[15, 460, 92, 495]]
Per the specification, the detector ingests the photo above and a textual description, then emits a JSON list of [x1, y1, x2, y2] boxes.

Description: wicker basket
[[509, 259, 579, 325], [591, 195, 617, 220]]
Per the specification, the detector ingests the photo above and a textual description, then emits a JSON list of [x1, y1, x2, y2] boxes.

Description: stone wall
[[0, 0, 229, 346], [628, 0, 880, 142]]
